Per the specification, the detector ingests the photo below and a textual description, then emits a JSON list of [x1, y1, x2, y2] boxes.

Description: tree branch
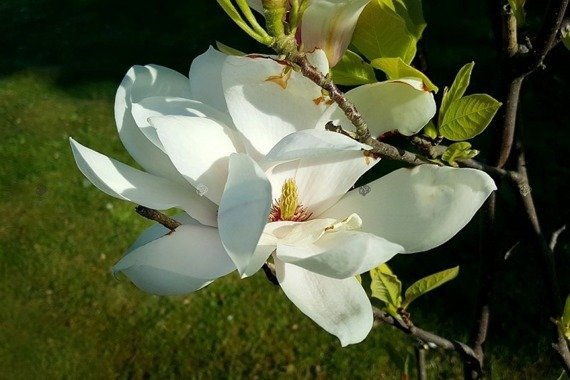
[[373, 308, 482, 376], [135, 205, 181, 230]]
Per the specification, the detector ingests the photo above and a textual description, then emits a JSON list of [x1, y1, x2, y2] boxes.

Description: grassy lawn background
[[1, 0, 569, 378]]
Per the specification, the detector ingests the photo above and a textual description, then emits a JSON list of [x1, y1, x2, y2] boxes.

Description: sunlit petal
[[115, 65, 192, 182], [131, 96, 234, 149], [70, 138, 218, 227], [328, 78, 436, 137], [321, 165, 496, 252], [301, 0, 371, 66], [276, 260, 373, 346], [189, 46, 229, 113], [276, 229, 402, 278], [113, 225, 235, 295], [152, 115, 241, 205], [218, 154, 272, 276], [222, 51, 330, 158]]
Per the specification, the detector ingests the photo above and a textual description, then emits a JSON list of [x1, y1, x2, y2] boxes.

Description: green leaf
[[439, 62, 475, 126], [439, 94, 502, 141], [441, 142, 479, 167], [562, 294, 570, 340], [371, 57, 438, 92], [508, 0, 526, 26], [370, 264, 402, 312], [331, 50, 377, 85], [402, 266, 459, 309], [352, 0, 422, 64], [423, 121, 438, 139], [381, 0, 426, 39], [215, 41, 245, 56]]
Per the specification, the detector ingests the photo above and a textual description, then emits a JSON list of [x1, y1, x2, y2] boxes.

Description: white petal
[[328, 78, 436, 137], [218, 154, 272, 276], [132, 96, 234, 149], [222, 53, 330, 157], [189, 46, 228, 113], [277, 230, 402, 278], [70, 138, 218, 227], [126, 213, 199, 253], [321, 165, 496, 253], [113, 225, 235, 295], [115, 65, 192, 182], [293, 150, 379, 216], [264, 129, 370, 162], [301, 0, 371, 66], [276, 260, 373, 346], [152, 115, 240, 205]]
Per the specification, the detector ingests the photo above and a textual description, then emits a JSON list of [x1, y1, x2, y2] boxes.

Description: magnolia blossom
[[70, 47, 495, 346], [248, 0, 371, 66]]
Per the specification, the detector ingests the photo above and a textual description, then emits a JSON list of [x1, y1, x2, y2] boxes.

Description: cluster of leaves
[[330, 0, 502, 167], [369, 263, 459, 318]]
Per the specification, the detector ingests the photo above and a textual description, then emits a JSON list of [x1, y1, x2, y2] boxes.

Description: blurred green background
[[1, 0, 569, 378]]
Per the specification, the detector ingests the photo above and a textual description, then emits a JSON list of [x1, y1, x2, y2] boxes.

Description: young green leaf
[[438, 62, 474, 126], [441, 142, 479, 167], [562, 293, 570, 340], [371, 57, 438, 92], [215, 41, 245, 56], [370, 263, 402, 311], [331, 50, 377, 85], [402, 266, 459, 309], [439, 94, 502, 141], [352, 0, 419, 64], [422, 121, 439, 139]]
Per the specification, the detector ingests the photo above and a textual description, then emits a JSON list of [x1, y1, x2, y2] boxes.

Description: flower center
[[268, 178, 312, 222]]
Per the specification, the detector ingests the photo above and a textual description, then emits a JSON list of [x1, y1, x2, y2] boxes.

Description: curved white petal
[[70, 138, 218, 227], [189, 46, 228, 113], [301, 0, 371, 66], [115, 65, 192, 182], [276, 230, 402, 278], [152, 115, 240, 205], [126, 213, 199, 253], [222, 52, 330, 157], [276, 260, 373, 346], [264, 129, 370, 162], [328, 78, 436, 137], [218, 154, 272, 276], [294, 150, 379, 216], [321, 165, 497, 253], [113, 225, 235, 295], [132, 97, 234, 149]]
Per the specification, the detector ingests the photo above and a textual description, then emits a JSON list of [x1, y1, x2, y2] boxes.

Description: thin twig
[[289, 53, 371, 142], [373, 309, 482, 376], [135, 205, 181, 230], [415, 345, 427, 380], [549, 225, 567, 252]]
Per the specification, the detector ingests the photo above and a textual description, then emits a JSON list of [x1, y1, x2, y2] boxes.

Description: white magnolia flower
[[247, 0, 371, 66], [70, 47, 495, 346]]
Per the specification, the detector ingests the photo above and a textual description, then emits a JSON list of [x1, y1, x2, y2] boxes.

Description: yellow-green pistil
[[268, 178, 312, 222]]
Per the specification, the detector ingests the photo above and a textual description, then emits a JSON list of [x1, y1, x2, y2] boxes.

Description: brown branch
[[515, 139, 570, 373], [553, 322, 570, 374], [373, 309, 482, 376], [289, 53, 370, 142], [514, 0, 569, 77], [135, 205, 181, 230]]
